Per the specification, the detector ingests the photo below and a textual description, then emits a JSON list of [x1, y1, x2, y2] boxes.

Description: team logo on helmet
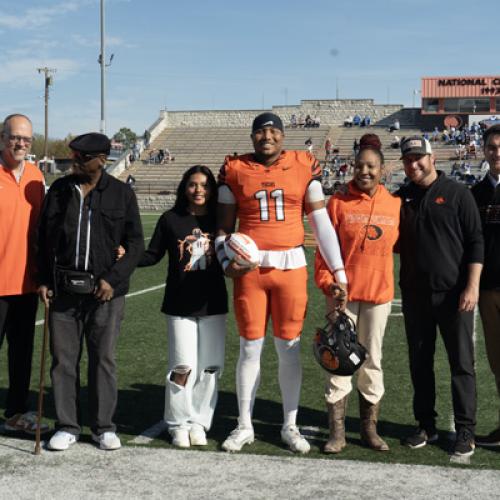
[[313, 311, 367, 376]]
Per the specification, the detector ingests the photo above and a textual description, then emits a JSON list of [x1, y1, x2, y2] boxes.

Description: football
[[224, 232, 260, 267]]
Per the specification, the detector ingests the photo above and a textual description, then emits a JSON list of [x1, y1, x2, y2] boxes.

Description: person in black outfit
[[471, 124, 500, 447], [37, 132, 144, 452], [138, 165, 227, 448], [396, 136, 483, 458]]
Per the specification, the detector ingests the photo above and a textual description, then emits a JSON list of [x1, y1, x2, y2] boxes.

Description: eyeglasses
[[7, 135, 33, 145], [73, 152, 103, 163]]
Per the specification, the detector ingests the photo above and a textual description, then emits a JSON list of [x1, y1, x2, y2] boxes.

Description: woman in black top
[[139, 165, 227, 448]]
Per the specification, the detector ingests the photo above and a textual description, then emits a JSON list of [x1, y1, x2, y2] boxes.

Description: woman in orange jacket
[[315, 134, 400, 453]]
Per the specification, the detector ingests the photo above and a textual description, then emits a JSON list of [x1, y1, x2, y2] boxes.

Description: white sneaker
[[189, 424, 207, 446], [170, 428, 190, 448], [281, 425, 310, 454], [48, 431, 78, 451], [92, 432, 121, 450], [221, 425, 254, 452]]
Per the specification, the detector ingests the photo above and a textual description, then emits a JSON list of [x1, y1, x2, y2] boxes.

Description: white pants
[[324, 299, 391, 405], [165, 314, 226, 431]]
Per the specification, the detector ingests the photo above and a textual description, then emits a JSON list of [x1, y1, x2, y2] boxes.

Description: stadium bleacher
[[122, 127, 329, 194], [118, 106, 485, 200]]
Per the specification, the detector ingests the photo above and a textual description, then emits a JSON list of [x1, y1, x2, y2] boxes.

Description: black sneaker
[[475, 427, 500, 448], [453, 427, 475, 457], [404, 427, 438, 449]]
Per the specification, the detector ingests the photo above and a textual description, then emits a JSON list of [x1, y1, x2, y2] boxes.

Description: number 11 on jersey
[[255, 189, 285, 221]]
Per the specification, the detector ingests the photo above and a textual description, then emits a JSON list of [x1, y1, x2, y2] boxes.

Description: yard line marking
[[35, 283, 165, 325], [130, 420, 168, 444], [126, 284, 165, 298]]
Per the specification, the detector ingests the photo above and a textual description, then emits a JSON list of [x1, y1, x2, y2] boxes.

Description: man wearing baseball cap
[[37, 132, 144, 451], [216, 112, 346, 453], [396, 135, 483, 458]]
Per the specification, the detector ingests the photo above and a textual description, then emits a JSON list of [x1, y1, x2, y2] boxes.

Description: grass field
[[4, 212, 499, 469]]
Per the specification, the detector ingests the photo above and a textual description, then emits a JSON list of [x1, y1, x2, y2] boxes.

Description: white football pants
[[164, 314, 226, 431]]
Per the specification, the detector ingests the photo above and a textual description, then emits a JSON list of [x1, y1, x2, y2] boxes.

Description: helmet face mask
[[313, 311, 367, 376]]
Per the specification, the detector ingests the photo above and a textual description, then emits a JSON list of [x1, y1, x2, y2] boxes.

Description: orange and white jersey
[[219, 150, 321, 251]]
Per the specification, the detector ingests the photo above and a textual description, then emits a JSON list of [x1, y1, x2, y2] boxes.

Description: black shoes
[[453, 427, 475, 457], [404, 427, 438, 449], [475, 427, 500, 448]]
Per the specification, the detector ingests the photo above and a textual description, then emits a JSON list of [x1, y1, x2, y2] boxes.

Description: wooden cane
[[34, 302, 50, 455]]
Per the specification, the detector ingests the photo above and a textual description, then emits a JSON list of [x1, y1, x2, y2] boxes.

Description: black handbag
[[55, 266, 95, 295]]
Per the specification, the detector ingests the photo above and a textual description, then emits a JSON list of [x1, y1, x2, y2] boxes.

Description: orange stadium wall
[[421, 76, 500, 123]]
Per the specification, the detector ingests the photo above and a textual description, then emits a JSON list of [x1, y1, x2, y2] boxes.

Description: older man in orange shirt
[[0, 114, 46, 434]]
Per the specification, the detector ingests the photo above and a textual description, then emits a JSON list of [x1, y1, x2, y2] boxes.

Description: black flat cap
[[69, 132, 111, 155]]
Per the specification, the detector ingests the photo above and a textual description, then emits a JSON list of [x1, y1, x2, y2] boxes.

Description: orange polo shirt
[[0, 161, 45, 296], [315, 181, 400, 304]]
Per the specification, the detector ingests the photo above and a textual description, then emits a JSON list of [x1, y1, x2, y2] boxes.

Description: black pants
[[402, 289, 476, 431], [0, 294, 38, 418], [49, 294, 125, 436]]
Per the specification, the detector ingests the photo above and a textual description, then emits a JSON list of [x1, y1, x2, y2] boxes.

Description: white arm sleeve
[[304, 179, 325, 202], [306, 181, 347, 284], [218, 184, 236, 204]]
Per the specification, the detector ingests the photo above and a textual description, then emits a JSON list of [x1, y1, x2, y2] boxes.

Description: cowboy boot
[[359, 392, 389, 451], [324, 396, 348, 454]]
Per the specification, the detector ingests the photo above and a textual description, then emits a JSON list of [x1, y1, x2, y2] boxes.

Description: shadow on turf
[[207, 391, 455, 454], [0, 387, 492, 457]]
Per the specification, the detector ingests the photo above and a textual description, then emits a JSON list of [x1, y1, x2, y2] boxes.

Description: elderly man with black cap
[[37, 132, 144, 451], [216, 112, 346, 453], [396, 136, 483, 458]]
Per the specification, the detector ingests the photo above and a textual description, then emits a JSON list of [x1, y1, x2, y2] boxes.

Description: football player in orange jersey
[[215, 112, 347, 453]]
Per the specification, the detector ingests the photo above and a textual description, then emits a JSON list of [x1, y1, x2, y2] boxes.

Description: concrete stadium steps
[[122, 127, 329, 193], [321, 125, 485, 190], [325, 125, 485, 168], [327, 126, 422, 161]]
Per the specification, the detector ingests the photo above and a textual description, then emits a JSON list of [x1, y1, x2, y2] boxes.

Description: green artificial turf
[[6, 212, 500, 469]]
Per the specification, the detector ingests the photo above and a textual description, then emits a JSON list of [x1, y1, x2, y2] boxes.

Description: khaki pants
[[478, 290, 500, 399], [324, 299, 391, 405]]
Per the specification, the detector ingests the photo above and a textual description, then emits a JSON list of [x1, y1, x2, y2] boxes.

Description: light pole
[[37, 67, 56, 164], [412, 89, 421, 108], [98, 0, 114, 134]]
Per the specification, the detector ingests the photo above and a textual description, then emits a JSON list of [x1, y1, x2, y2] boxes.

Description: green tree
[[31, 134, 73, 159], [112, 127, 137, 149]]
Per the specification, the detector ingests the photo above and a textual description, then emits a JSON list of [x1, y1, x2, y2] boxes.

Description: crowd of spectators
[[343, 114, 371, 127], [289, 113, 321, 128], [148, 147, 173, 165]]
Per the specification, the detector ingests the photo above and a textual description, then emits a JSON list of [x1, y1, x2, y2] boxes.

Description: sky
[[1, 0, 498, 139]]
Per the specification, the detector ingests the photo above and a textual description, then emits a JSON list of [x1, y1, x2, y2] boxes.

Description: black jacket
[[37, 171, 144, 297], [396, 172, 483, 292], [471, 175, 500, 290]]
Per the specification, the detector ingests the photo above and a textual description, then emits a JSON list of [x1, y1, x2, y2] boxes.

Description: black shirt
[[54, 186, 93, 272], [471, 175, 500, 290], [396, 171, 483, 293], [139, 208, 228, 317]]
